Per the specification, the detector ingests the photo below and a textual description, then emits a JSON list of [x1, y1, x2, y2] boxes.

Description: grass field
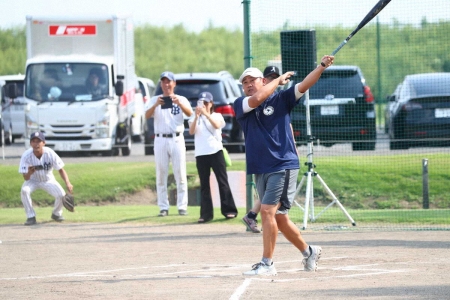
[[1, 153, 449, 229], [1, 153, 449, 208]]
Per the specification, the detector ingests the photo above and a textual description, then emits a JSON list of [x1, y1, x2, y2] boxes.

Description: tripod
[[293, 90, 356, 230]]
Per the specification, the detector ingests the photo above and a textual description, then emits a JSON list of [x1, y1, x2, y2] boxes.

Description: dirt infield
[[1, 223, 449, 300]]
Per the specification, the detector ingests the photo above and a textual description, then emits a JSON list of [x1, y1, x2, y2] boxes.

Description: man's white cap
[[239, 67, 263, 83]]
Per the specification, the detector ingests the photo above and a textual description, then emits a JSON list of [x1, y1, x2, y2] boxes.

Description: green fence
[[247, 0, 450, 230]]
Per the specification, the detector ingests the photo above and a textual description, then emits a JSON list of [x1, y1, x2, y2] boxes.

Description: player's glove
[[63, 193, 75, 212]]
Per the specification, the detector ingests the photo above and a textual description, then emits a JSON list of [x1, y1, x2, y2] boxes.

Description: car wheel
[[132, 135, 142, 142], [389, 140, 408, 150], [5, 124, 12, 145], [145, 146, 154, 155], [0, 122, 3, 147], [321, 142, 334, 148], [352, 141, 376, 151], [228, 144, 245, 153]]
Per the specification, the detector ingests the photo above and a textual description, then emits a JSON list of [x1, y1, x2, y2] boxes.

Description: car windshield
[[309, 69, 363, 98], [25, 63, 109, 102], [155, 79, 225, 105]]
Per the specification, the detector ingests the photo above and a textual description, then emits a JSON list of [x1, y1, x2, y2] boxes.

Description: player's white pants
[[154, 135, 188, 211], [21, 179, 65, 218]]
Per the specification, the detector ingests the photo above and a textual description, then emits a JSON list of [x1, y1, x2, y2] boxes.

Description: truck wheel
[[102, 147, 119, 156], [121, 137, 131, 156]]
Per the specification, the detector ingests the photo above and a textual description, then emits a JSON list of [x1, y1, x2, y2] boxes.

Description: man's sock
[[248, 211, 257, 220], [262, 257, 272, 266], [301, 246, 311, 258]]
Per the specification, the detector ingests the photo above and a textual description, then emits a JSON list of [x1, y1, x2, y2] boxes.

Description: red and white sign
[[49, 25, 97, 36]]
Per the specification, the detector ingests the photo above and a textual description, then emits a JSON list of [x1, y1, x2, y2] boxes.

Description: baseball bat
[[331, 0, 392, 56]]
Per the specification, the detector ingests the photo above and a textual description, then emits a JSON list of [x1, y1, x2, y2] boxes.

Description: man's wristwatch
[[320, 62, 326, 67]]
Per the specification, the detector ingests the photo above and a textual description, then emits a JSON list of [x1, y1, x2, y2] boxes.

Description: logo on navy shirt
[[263, 106, 274, 116]]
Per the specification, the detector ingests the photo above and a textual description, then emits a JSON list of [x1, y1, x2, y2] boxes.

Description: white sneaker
[[303, 245, 322, 271], [243, 262, 277, 276]]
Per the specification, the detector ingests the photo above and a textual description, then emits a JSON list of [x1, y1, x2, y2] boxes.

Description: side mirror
[[115, 81, 124, 96], [7, 83, 18, 99], [115, 75, 124, 96]]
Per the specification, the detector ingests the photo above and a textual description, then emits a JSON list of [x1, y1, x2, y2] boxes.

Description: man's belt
[[156, 132, 181, 138]]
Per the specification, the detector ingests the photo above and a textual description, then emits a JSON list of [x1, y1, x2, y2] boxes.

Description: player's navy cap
[[263, 66, 280, 78], [160, 71, 176, 82], [198, 92, 213, 102], [30, 131, 45, 142], [239, 67, 263, 83]]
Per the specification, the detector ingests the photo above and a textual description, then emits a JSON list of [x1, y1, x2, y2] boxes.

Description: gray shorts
[[255, 169, 299, 214]]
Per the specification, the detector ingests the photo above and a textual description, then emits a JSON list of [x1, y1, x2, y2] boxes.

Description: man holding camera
[[145, 71, 193, 217], [19, 132, 74, 225]]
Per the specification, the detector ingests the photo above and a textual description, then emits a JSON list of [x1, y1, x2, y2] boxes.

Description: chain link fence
[[247, 0, 450, 230]]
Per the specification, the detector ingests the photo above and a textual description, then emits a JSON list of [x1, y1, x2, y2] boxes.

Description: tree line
[[0, 21, 449, 102]]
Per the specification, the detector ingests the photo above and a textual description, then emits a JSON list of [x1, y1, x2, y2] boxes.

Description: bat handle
[[331, 40, 348, 56]]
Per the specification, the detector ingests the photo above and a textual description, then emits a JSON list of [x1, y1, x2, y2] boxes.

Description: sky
[[1, 0, 449, 32]]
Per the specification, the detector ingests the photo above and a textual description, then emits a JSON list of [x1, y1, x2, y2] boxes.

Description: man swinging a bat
[[235, 55, 334, 276]]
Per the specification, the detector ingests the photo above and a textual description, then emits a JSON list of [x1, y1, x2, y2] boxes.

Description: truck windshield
[[25, 63, 109, 102]]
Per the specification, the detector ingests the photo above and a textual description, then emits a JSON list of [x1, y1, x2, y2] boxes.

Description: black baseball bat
[[331, 0, 392, 56]]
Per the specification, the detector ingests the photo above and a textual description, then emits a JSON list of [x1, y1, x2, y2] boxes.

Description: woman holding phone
[[188, 92, 238, 223]]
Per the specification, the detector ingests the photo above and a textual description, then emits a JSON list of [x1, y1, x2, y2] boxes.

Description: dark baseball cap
[[263, 66, 280, 78], [30, 131, 45, 142], [160, 71, 176, 82], [198, 92, 213, 102]]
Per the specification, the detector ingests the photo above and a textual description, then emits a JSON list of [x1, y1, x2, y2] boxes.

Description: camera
[[197, 100, 204, 108], [161, 96, 173, 109], [33, 165, 44, 170]]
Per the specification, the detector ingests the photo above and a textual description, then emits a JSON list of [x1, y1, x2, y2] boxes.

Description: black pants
[[196, 150, 238, 221]]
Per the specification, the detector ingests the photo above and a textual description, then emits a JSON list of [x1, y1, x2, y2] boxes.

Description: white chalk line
[[0, 257, 347, 281]]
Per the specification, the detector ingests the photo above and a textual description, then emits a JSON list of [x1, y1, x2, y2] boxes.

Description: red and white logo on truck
[[49, 25, 97, 36]]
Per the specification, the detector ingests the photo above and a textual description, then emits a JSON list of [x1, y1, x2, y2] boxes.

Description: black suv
[[144, 71, 245, 154], [290, 65, 376, 151]]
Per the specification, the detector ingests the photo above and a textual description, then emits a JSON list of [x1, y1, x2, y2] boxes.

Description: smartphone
[[197, 100, 204, 108], [161, 96, 173, 109], [33, 165, 44, 170]]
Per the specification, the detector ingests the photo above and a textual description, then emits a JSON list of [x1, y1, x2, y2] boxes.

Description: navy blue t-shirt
[[234, 86, 300, 174]]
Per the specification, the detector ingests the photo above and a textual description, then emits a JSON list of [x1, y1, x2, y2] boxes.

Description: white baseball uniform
[[145, 94, 192, 211], [18, 147, 66, 218]]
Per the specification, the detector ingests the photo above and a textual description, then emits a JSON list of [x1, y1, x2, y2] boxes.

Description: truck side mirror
[[115, 80, 124, 96], [6, 83, 18, 99]]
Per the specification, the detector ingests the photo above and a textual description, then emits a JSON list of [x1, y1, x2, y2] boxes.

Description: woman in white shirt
[[188, 92, 238, 223]]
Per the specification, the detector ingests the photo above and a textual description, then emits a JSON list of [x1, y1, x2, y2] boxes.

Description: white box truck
[[21, 15, 145, 155]]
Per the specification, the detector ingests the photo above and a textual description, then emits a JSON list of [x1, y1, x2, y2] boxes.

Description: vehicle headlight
[[95, 115, 110, 138]]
